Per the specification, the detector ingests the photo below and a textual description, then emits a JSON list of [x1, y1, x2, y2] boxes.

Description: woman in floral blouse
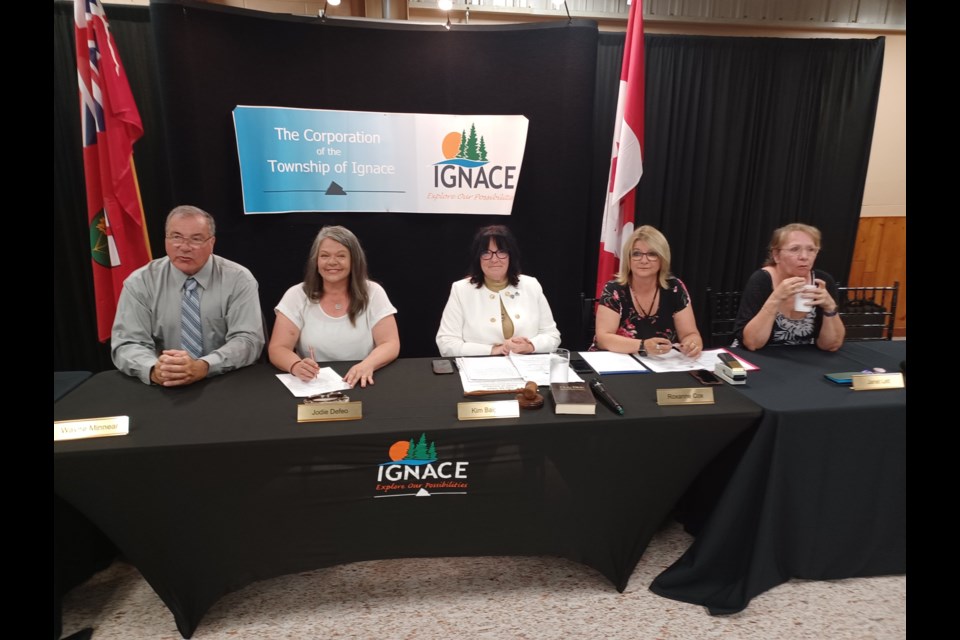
[[592, 225, 702, 358]]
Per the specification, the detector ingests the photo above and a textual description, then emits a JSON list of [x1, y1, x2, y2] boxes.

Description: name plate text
[[298, 402, 363, 422], [851, 373, 905, 391], [656, 387, 716, 406], [457, 400, 520, 421], [54, 416, 129, 442]]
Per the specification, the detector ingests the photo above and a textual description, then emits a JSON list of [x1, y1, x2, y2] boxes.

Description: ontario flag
[[595, 0, 645, 297], [75, 0, 152, 342]]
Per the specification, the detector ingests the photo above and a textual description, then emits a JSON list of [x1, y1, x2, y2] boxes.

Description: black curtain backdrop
[[54, 1, 884, 371], [150, 0, 599, 359], [634, 35, 884, 329]]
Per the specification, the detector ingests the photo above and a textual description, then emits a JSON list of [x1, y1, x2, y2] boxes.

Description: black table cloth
[[54, 371, 115, 640], [651, 341, 906, 614], [54, 371, 92, 402], [54, 358, 761, 638]]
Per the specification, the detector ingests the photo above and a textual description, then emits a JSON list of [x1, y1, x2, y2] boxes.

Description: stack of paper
[[637, 348, 759, 373], [455, 354, 581, 393]]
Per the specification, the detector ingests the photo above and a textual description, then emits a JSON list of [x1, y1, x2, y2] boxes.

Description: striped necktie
[[181, 277, 203, 358]]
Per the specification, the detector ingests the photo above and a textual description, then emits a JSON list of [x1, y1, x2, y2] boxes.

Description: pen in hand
[[671, 343, 690, 356]]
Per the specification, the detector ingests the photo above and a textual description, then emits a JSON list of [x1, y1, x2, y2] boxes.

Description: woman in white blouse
[[436, 225, 561, 357], [269, 226, 400, 387]]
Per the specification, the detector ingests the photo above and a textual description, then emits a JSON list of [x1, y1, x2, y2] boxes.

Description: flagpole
[[130, 156, 153, 260]]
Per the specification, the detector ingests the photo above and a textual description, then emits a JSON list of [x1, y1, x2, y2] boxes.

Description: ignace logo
[[433, 124, 517, 191], [374, 433, 469, 498]]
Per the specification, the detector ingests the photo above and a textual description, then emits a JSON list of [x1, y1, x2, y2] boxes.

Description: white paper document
[[455, 355, 581, 393], [459, 356, 525, 382], [508, 353, 553, 386], [578, 351, 650, 374], [637, 348, 758, 373], [276, 367, 352, 397]]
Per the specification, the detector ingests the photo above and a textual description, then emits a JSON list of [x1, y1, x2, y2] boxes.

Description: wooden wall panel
[[848, 216, 906, 336]]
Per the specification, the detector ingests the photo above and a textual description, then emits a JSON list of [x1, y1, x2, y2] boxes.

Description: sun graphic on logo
[[441, 131, 462, 160], [388, 440, 410, 462], [437, 125, 489, 166]]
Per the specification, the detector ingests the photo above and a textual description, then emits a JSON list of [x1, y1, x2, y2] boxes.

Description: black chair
[[705, 288, 742, 348], [837, 281, 899, 341], [578, 292, 599, 351]]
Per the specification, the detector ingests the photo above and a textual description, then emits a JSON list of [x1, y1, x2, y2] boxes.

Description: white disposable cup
[[794, 284, 817, 313], [549, 348, 570, 383]]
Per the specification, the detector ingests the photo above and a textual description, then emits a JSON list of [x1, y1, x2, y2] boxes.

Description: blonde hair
[[617, 225, 672, 289], [764, 223, 822, 267]]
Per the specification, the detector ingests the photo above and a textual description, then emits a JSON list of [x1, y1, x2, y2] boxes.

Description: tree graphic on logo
[[466, 124, 479, 160], [441, 125, 490, 167], [453, 123, 488, 162], [404, 433, 437, 461], [457, 129, 468, 159]]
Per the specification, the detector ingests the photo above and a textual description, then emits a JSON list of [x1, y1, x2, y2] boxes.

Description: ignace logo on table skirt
[[374, 433, 469, 498]]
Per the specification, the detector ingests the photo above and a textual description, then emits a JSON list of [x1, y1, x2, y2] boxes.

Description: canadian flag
[[595, 0, 645, 297]]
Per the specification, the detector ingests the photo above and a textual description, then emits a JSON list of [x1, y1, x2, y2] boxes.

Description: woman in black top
[[735, 223, 845, 351]]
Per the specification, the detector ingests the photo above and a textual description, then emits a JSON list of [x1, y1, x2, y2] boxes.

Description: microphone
[[589, 379, 624, 416]]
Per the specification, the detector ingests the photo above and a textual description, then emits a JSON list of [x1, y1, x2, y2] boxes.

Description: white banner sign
[[233, 106, 529, 215]]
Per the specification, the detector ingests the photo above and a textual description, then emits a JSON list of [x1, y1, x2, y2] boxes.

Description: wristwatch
[[638, 341, 647, 357], [823, 308, 839, 317]]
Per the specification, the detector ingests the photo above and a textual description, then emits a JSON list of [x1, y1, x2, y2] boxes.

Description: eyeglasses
[[166, 233, 212, 248], [318, 253, 349, 263], [481, 250, 509, 260], [781, 245, 820, 256], [630, 251, 660, 261]]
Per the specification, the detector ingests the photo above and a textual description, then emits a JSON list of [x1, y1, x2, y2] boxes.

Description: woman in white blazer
[[436, 225, 561, 357]]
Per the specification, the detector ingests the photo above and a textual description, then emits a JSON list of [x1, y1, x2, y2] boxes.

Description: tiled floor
[[60, 521, 905, 639]]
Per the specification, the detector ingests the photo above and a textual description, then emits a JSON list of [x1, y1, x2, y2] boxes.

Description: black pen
[[589, 379, 624, 416]]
